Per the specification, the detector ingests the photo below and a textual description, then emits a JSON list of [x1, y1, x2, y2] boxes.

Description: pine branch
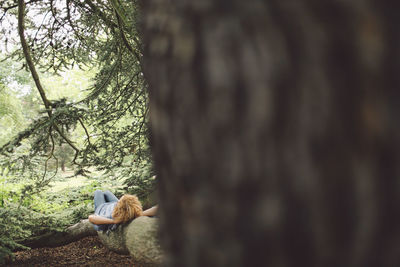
[[114, 9, 141, 62], [0, 0, 41, 21]]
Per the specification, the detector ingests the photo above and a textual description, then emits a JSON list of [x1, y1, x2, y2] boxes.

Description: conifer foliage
[[0, 0, 150, 181]]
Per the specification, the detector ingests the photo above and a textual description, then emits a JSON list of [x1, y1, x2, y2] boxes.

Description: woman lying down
[[88, 190, 158, 232]]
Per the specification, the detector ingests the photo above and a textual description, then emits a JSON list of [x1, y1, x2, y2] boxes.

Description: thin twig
[[78, 118, 92, 147]]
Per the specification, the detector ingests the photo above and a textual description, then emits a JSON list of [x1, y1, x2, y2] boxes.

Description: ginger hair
[[112, 194, 143, 223]]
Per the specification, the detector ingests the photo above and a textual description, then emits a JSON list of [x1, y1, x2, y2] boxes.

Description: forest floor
[[6, 236, 134, 267]]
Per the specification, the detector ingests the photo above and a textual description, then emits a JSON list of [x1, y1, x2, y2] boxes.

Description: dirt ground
[[6, 236, 134, 267]]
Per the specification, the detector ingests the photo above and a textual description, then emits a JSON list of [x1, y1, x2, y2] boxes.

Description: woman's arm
[[142, 205, 158, 216], [88, 215, 122, 225]]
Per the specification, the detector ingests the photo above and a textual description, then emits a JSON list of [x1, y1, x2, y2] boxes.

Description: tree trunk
[[20, 219, 97, 249], [140, 1, 400, 267], [61, 159, 66, 172], [19, 218, 163, 266]]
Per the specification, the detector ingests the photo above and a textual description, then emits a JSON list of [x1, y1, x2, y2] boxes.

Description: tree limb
[[17, 219, 97, 249], [18, 0, 80, 160], [18, 0, 52, 111]]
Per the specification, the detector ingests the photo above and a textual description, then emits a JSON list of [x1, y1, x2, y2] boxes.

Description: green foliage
[[119, 160, 156, 199], [0, 81, 25, 147], [0, 200, 95, 264], [0, 171, 97, 263], [0, 205, 30, 265]]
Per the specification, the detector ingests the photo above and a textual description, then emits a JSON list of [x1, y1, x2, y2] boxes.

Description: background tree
[[141, 0, 400, 266]]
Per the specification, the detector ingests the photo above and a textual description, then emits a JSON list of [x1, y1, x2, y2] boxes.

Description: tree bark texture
[[140, 1, 400, 266]]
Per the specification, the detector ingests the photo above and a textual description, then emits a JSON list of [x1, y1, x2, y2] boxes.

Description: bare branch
[[78, 118, 92, 147], [18, 0, 52, 110], [18, 0, 80, 161]]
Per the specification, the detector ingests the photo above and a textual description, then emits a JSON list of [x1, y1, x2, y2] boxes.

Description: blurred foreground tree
[[141, 1, 400, 266]]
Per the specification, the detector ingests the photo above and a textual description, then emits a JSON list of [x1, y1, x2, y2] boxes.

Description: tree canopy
[[0, 0, 151, 186]]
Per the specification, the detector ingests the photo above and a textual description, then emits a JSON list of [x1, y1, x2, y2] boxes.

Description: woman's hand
[[142, 205, 158, 217]]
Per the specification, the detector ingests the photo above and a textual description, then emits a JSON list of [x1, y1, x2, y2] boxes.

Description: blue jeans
[[93, 190, 118, 232], [93, 190, 118, 213]]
